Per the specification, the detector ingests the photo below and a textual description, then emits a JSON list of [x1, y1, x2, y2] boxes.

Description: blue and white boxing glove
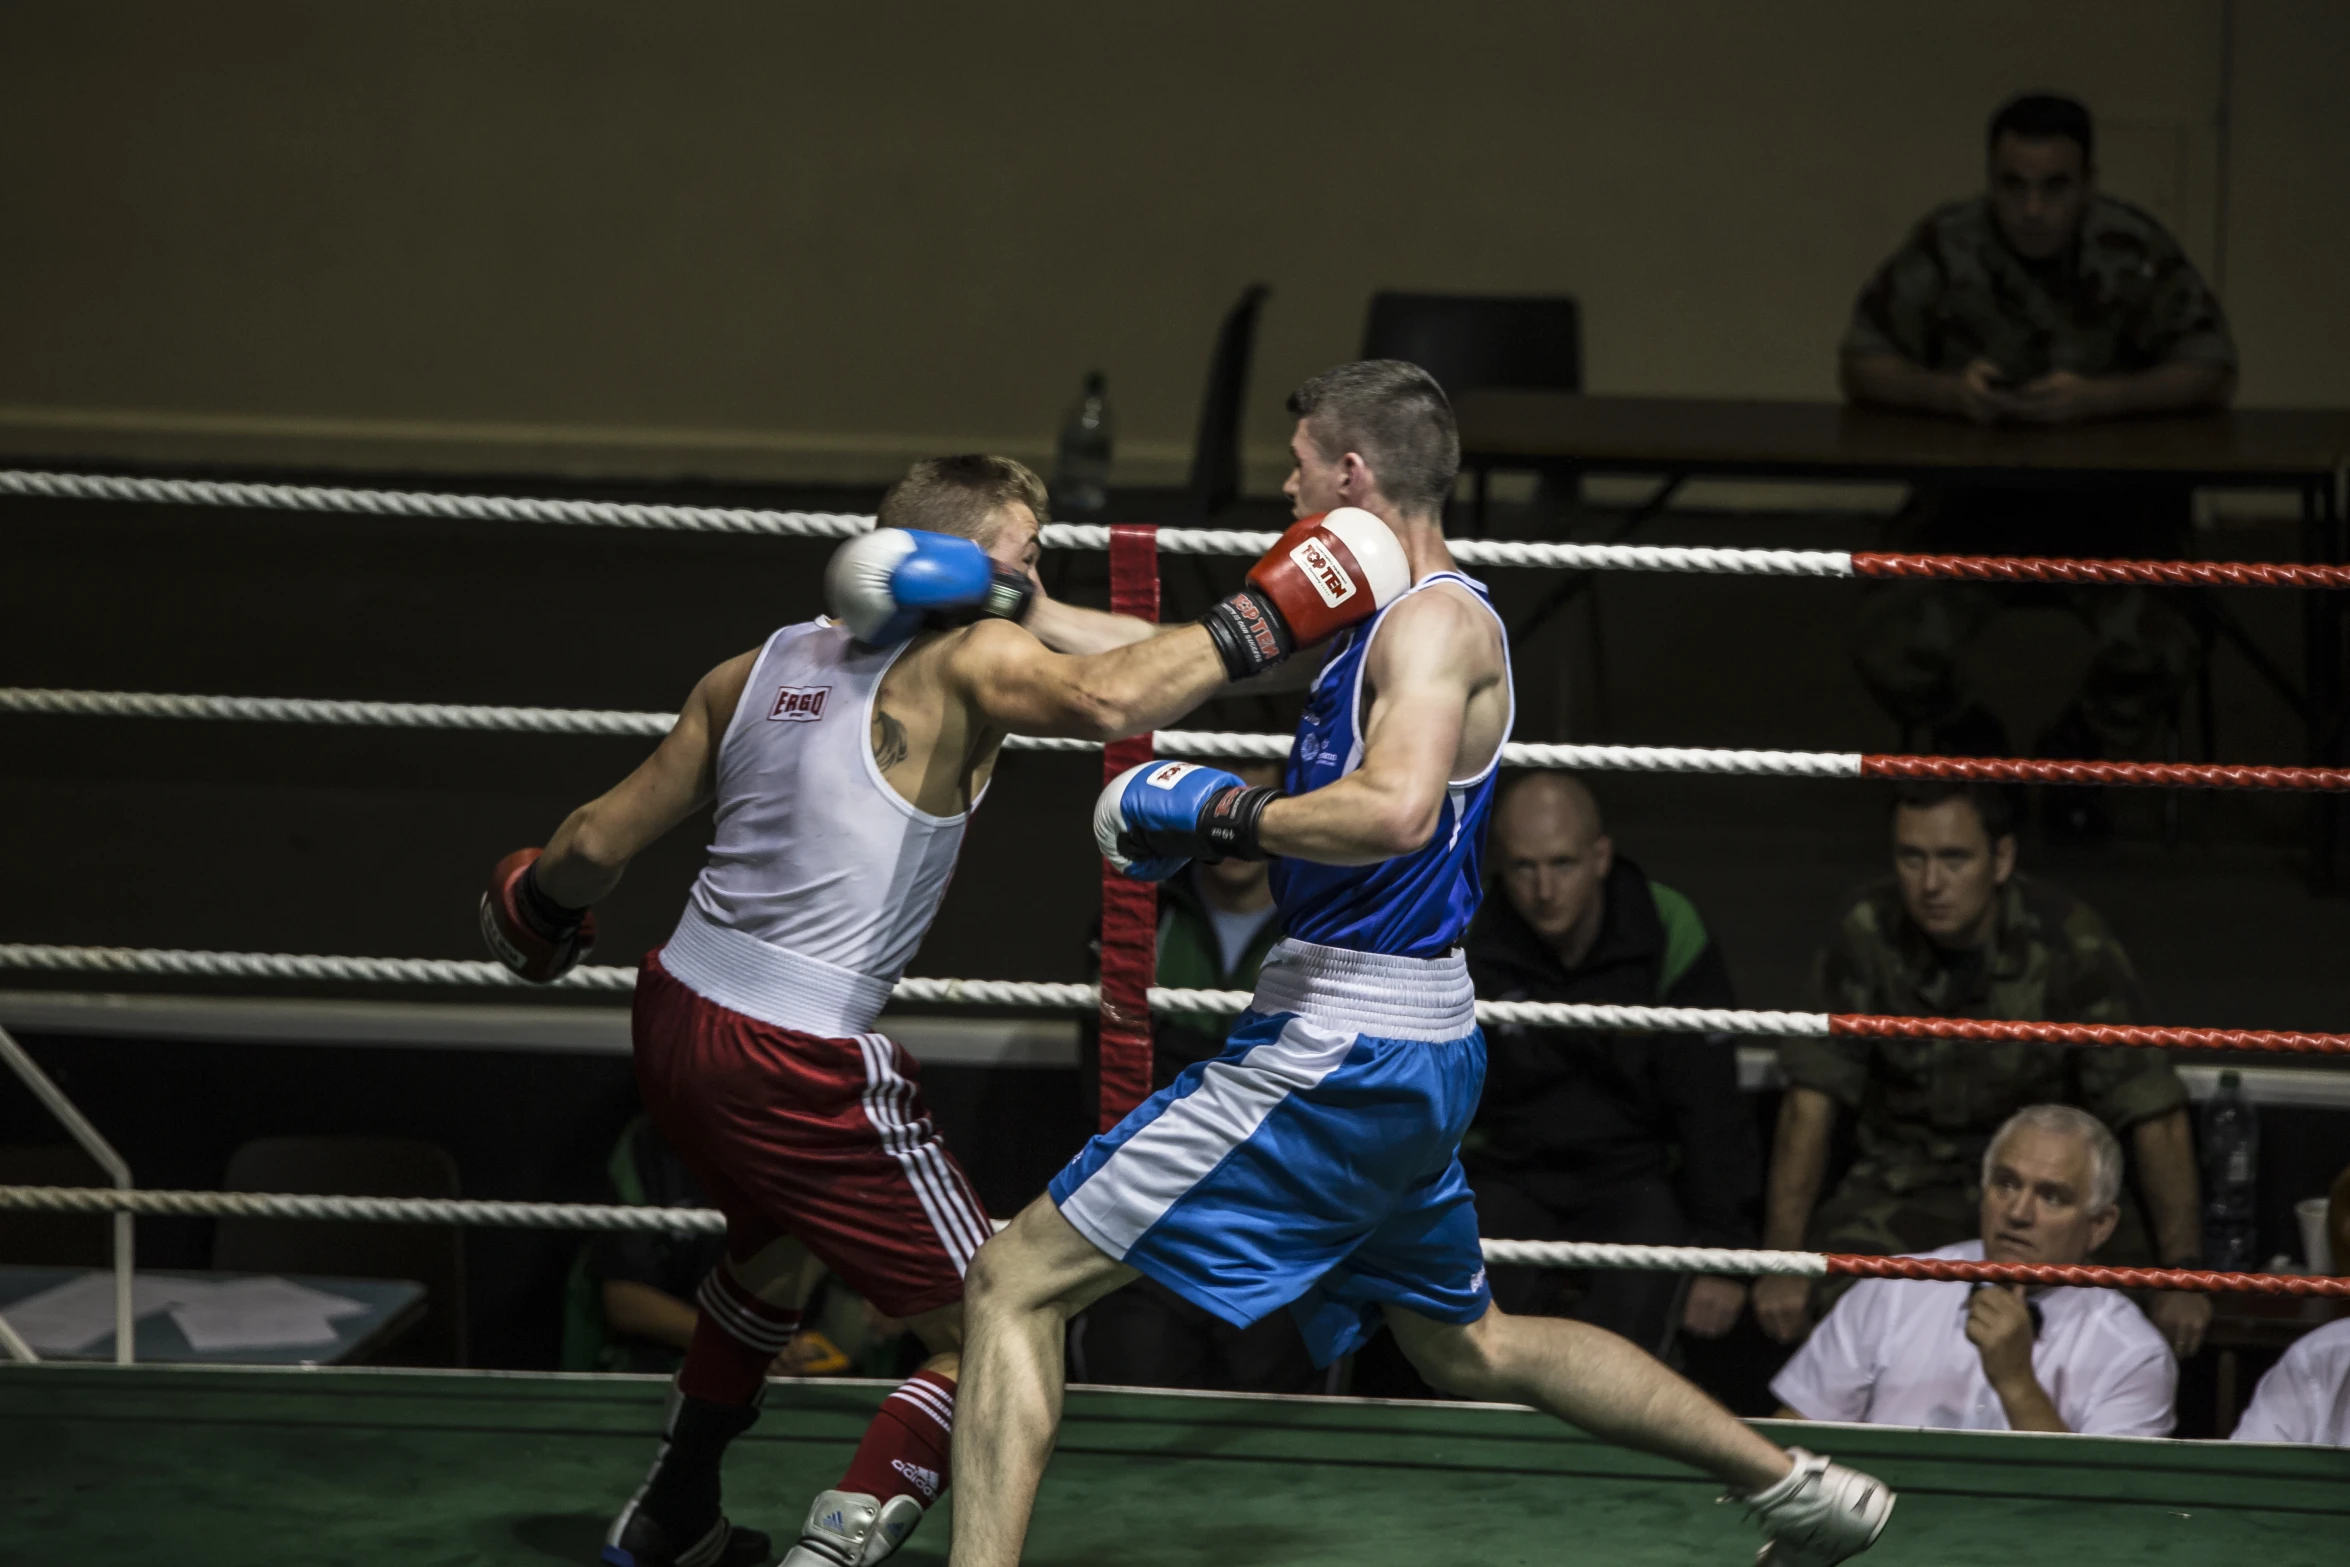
[[1093, 760, 1281, 882], [825, 528, 1036, 646]]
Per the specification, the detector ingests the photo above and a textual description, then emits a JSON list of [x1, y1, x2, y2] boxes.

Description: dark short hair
[[1889, 778, 2018, 842], [1988, 92, 2094, 164], [878, 454, 1049, 542], [1285, 359, 1460, 517]]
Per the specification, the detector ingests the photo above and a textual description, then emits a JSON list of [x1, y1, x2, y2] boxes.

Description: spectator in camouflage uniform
[[1755, 781, 2210, 1359], [1839, 93, 2237, 835]]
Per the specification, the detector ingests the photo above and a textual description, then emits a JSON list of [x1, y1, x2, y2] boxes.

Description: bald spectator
[[1462, 772, 1757, 1355], [1774, 1105, 2176, 1437], [2232, 1166, 2350, 1446]]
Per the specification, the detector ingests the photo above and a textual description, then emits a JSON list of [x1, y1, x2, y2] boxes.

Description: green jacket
[[1781, 874, 2186, 1194], [1842, 193, 2235, 382]]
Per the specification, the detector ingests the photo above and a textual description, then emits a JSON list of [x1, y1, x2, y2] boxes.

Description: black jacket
[[1463, 857, 1759, 1249]]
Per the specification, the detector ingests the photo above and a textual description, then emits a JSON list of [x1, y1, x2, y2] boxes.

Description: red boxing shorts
[[632, 949, 990, 1320]]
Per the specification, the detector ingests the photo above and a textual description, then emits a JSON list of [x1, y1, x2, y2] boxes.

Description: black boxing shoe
[[602, 1383, 767, 1567], [601, 1509, 771, 1567]]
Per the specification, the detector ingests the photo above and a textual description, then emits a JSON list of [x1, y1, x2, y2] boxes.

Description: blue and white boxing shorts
[[1049, 939, 1490, 1365]]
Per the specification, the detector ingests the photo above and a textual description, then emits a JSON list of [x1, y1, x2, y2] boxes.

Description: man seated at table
[[2232, 1165, 2350, 1446], [1839, 91, 2236, 836], [1753, 781, 2210, 1359], [1461, 772, 1757, 1357], [1773, 1104, 2176, 1436]]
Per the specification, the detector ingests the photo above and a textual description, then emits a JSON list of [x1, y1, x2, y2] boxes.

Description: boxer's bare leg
[[726, 1234, 823, 1309], [947, 1199, 1135, 1567], [1385, 1303, 1791, 1490]]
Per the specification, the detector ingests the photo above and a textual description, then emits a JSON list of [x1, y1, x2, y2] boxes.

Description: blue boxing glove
[[1093, 760, 1281, 881], [825, 528, 1036, 646]]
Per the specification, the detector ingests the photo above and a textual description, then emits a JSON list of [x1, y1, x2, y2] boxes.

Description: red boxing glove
[[478, 848, 596, 983], [1200, 507, 1412, 679]]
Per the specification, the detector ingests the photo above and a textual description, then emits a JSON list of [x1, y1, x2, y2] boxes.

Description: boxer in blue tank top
[[951, 365, 1895, 1567]]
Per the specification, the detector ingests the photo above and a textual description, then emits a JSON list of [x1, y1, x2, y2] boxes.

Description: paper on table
[[1, 1271, 213, 1354], [167, 1276, 368, 1353]]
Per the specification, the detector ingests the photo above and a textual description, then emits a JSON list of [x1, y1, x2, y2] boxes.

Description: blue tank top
[[1268, 572, 1514, 958]]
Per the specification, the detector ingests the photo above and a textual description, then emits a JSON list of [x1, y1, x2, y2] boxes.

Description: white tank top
[[658, 620, 971, 1038]]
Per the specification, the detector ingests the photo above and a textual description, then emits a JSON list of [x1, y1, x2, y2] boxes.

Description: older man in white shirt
[[1773, 1104, 2176, 1437]]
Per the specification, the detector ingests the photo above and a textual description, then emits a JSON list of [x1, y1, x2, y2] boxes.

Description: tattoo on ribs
[[872, 708, 910, 770]]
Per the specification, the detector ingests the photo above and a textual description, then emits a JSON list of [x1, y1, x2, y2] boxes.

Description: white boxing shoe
[[778, 1490, 927, 1567], [1729, 1448, 1894, 1566]]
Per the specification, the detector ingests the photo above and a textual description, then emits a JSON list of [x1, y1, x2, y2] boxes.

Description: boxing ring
[[3, 469, 2349, 1564]]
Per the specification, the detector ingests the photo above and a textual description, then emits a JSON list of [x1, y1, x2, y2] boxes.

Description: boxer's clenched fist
[[1201, 507, 1409, 680], [479, 848, 597, 983], [1094, 760, 1281, 881], [825, 527, 1035, 646]]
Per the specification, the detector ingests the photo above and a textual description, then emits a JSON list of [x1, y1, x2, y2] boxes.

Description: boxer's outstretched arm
[[534, 651, 757, 906], [945, 617, 1228, 741], [1256, 588, 1497, 865], [1023, 589, 1163, 655]]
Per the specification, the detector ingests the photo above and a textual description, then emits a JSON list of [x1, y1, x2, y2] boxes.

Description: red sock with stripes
[[678, 1266, 800, 1406], [839, 1370, 955, 1507]]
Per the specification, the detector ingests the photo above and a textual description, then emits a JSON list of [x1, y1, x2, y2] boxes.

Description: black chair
[[211, 1135, 467, 1366], [1360, 291, 1582, 531], [1186, 283, 1272, 522]]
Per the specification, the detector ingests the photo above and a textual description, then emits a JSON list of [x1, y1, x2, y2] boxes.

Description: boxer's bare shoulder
[[1359, 578, 1509, 779]]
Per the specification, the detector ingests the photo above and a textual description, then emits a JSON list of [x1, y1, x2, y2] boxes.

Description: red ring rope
[[1826, 1253, 2350, 1295], [1830, 1015, 2350, 1055], [1852, 552, 2350, 589], [1859, 754, 2350, 791]]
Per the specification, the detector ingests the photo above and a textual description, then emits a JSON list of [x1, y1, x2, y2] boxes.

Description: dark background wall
[[1, 3, 2345, 487]]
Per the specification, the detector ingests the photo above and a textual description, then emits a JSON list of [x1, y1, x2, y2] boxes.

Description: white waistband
[[1248, 938, 1477, 1043], [658, 904, 896, 1039]]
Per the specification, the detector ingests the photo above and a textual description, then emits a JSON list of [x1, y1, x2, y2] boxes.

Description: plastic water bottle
[[2199, 1069, 2260, 1271], [1054, 371, 1113, 516]]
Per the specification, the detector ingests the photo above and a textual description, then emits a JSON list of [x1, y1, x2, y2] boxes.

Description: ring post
[[1097, 525, 1160, 1130]]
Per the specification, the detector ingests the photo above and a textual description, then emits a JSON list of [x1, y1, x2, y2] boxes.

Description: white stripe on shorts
[[856, 1032, 992, 1269], [1057, 1015, 1356, 1261]]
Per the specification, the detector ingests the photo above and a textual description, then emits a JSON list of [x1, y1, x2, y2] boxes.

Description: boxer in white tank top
[[476, 455, 1397, 1567]]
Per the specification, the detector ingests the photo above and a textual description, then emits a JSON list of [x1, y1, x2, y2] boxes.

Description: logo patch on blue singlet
[[767, 685, 831, 721]]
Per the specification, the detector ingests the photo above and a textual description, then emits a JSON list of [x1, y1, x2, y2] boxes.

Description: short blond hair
[[878, 454, 1048, 542]]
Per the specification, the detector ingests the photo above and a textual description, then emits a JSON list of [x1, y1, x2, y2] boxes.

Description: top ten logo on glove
[[1288, 537, 1358, 609]]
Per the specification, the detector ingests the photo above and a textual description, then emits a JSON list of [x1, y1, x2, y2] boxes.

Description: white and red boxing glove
[[1200, 507, 1410, 679], [478, 848, 596, 983]]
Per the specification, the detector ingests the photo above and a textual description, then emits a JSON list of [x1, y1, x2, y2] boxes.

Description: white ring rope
[[0, 688, 1864, 779], [0, 943, 1832, 1036], [0, 468, 1855, 577], [0, 688, 676, 739], [0, 1183, 1828, 1274]]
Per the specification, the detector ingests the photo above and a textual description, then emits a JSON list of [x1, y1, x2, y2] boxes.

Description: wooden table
[[1456, 392, 2350, 883]]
